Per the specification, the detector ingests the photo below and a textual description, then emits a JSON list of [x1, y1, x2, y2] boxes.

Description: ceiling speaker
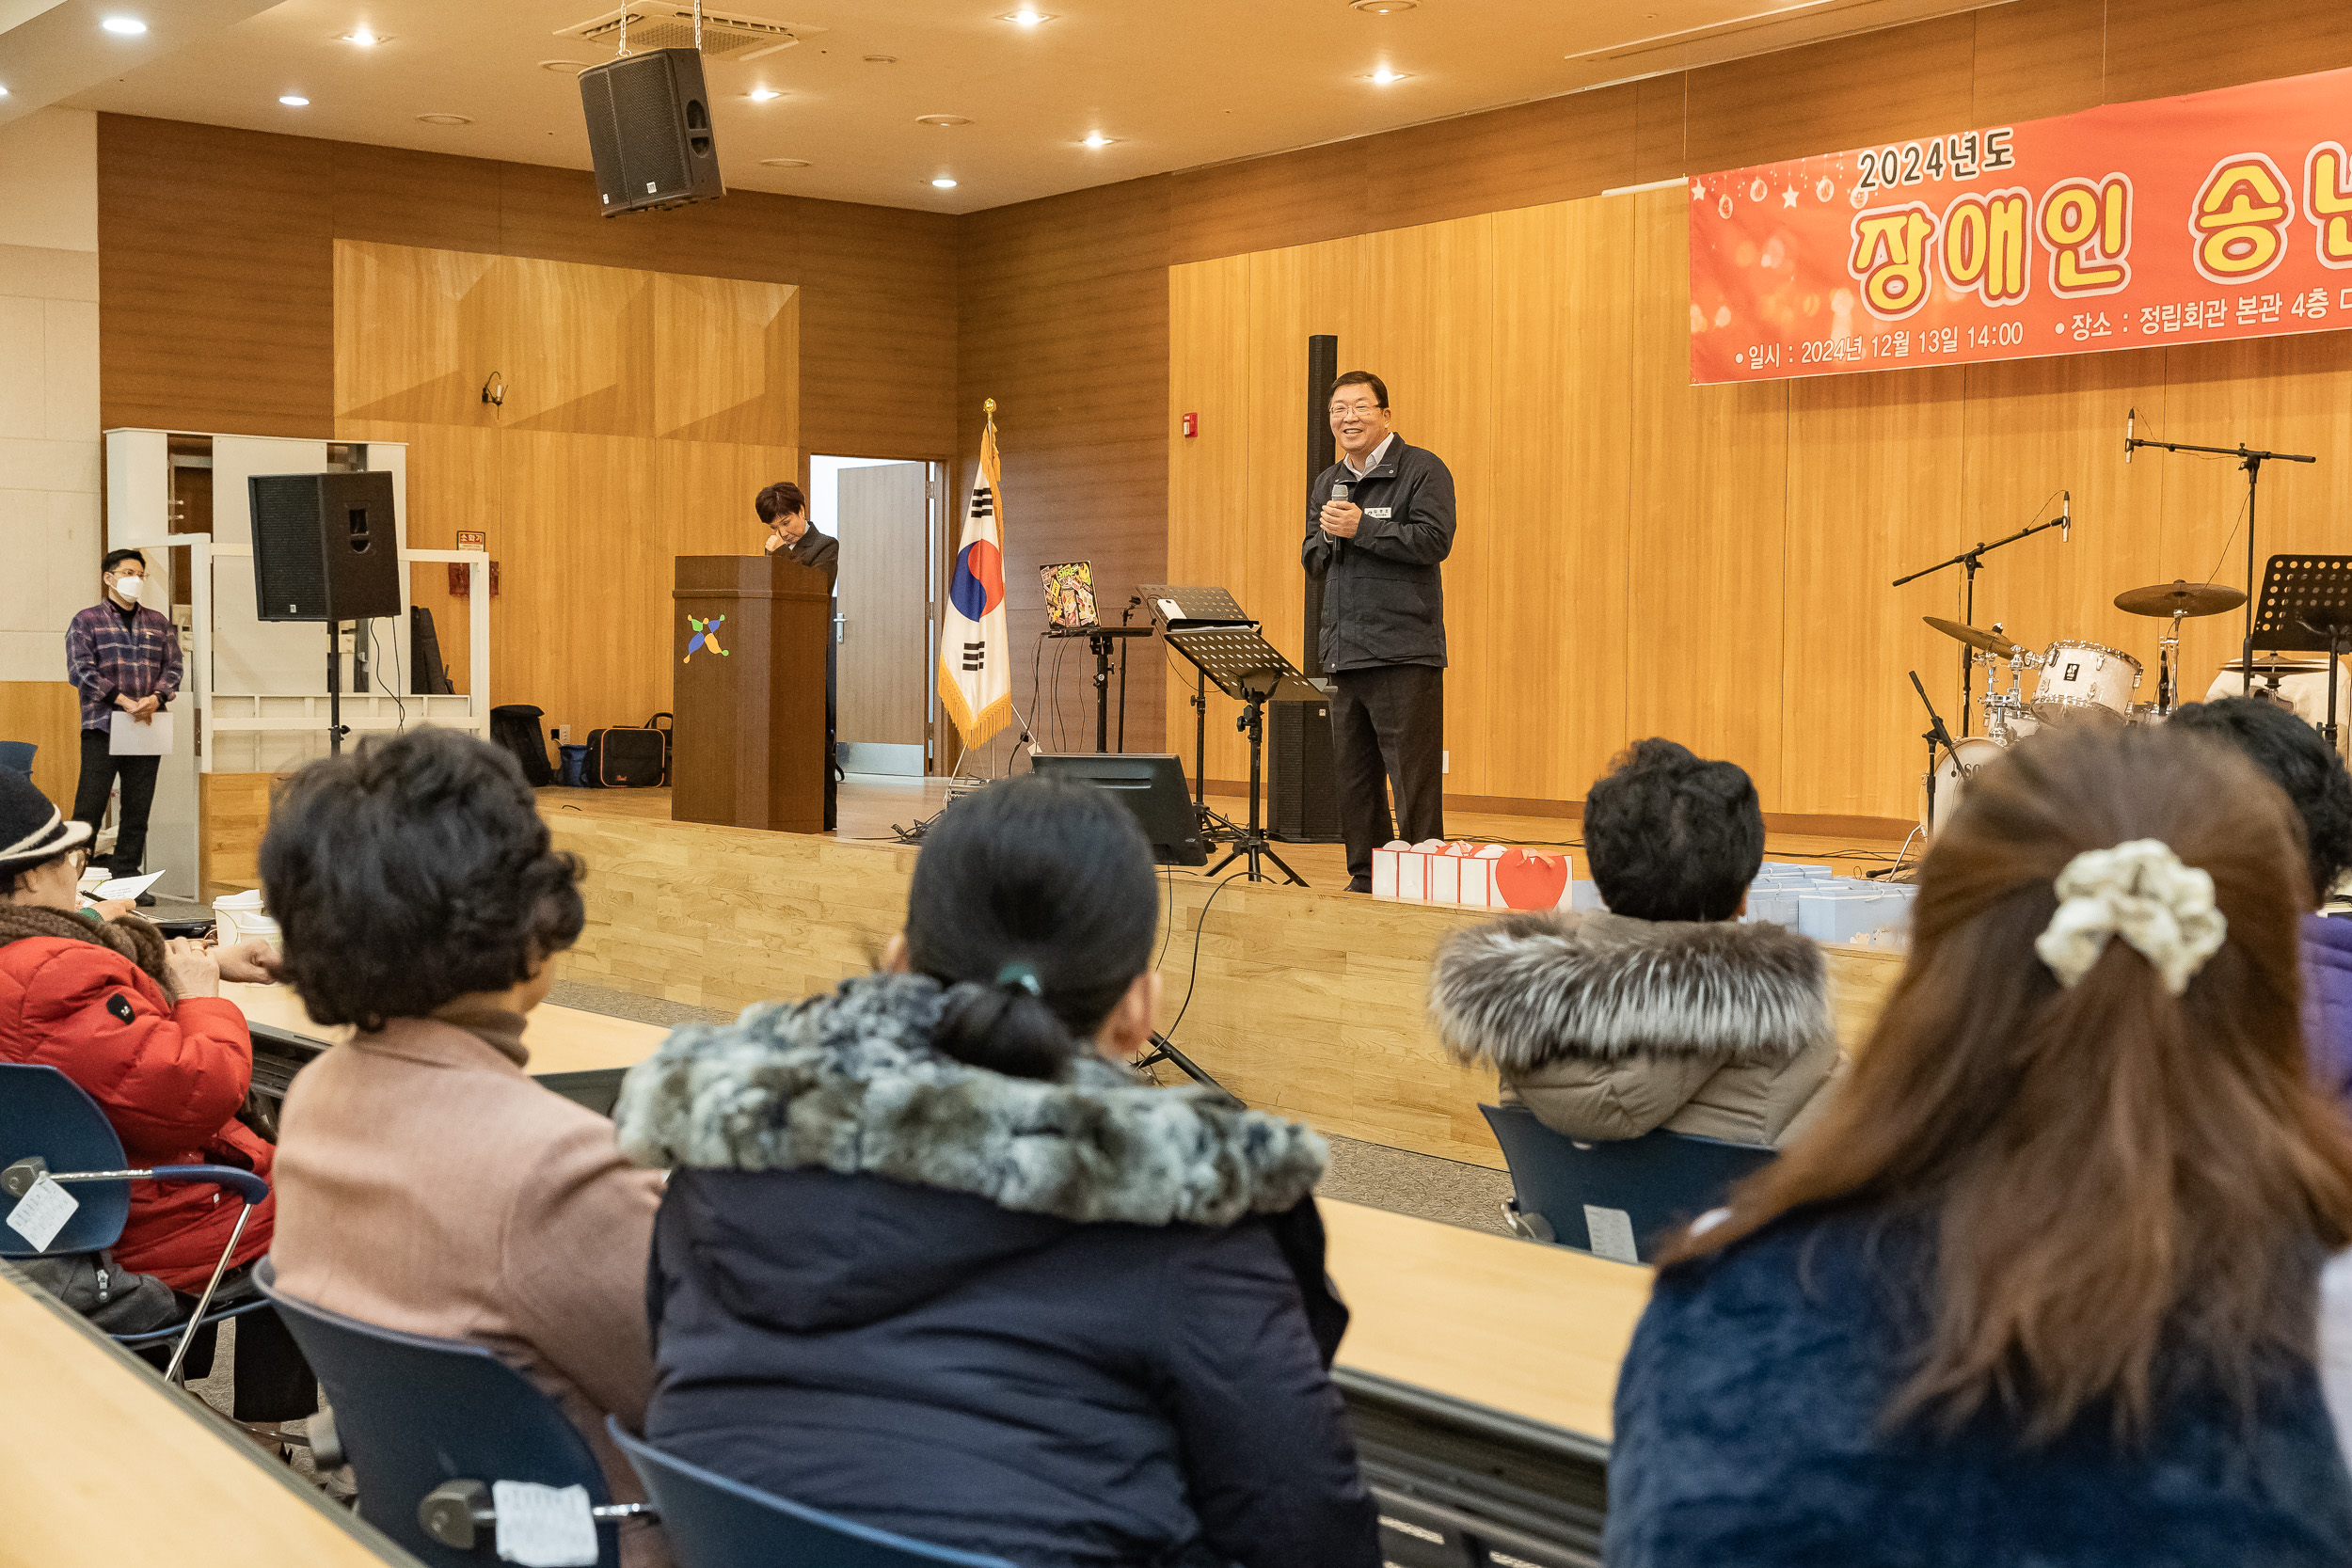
[[579, 47, 725, 216]]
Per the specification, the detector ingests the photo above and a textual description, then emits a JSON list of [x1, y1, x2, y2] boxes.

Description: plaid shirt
[[66, 601, 182, 732]]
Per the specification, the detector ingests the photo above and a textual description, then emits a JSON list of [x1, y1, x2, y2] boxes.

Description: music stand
[[1165, 624, 1319, 885], [2252, 554, 2352, 750], [1141, 585, 1253, 834]]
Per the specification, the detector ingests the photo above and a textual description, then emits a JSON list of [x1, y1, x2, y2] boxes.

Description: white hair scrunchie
[[2032, 838, 2227, 996]]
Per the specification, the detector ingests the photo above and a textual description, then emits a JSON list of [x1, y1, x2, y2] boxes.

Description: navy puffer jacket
[[614, 974, 1380, 1568]]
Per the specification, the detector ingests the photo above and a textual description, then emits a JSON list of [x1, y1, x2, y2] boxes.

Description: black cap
[[0, 769, 91, 879]]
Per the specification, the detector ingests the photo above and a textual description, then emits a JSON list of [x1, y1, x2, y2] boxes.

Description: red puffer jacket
[[0, 914, 275, 1291]]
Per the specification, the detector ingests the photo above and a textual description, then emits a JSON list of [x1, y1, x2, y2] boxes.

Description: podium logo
[[685, 613, 729, 663]]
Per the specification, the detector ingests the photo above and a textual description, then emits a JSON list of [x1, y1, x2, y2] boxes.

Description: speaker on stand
[[249, 470, 405, 756]]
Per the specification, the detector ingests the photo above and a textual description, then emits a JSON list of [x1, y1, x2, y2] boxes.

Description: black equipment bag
[[644, 712, 674, 785], [585, 719, 666, 788], [490, 704, 553, 786]]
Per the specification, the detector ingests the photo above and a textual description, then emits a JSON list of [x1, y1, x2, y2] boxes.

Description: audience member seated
[[0, 768, 313, 1430], [1430, 737, 1836, 1147], [1605, 725, 2352, 1568], [2168, 696, 2352, 1105], [261, 730, 665, 1564], [615, 774, 1381, 1568]]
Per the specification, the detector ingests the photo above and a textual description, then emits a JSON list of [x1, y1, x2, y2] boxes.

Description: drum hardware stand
[[2122, 428, 2317, 694], [1166, 623, 1319, 886], [2249, 555, 2352, 752], [1893, 498, 2071, 736]]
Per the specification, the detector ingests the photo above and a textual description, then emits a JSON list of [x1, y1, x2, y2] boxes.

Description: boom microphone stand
[[1891, 495, 2070, 737], [2122, 411, 2317, 694]]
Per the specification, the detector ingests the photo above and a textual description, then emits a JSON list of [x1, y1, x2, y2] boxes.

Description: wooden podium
[[672, 555, 831, 832]]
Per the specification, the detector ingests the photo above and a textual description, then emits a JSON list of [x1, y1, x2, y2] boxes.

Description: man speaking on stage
[[1302, 372, 1457, 894]]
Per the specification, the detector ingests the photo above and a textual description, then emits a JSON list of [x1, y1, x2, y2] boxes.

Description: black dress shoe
[[1346, 876, 1372, 895]]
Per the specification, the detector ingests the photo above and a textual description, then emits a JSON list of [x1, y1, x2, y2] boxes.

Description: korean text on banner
[[1688, 64, 2352, 384], [940, 408, 1012, 747]]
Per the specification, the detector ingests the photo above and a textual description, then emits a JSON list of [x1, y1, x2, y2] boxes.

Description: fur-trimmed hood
[[1431, 909, 1832, 1073], [614, 972, 1327, 1228]]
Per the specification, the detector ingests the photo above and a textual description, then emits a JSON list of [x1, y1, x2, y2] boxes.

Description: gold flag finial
[[983, 398, 997, 425]]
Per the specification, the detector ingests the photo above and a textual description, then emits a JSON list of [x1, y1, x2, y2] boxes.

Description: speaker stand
[[326, 621, 351, 756]]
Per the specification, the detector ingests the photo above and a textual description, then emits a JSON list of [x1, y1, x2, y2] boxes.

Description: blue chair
[[1480, 1103, 1776, 1263], [607, 1418, 1015, 1568], [0, 1062, 273, 1383], [256, 1260, 648, 1567], [0, 740, 33, 780]]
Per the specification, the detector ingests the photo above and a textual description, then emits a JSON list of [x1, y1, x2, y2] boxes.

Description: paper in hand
[[107, 710, 174, 757], [92, 870, 165, 902]]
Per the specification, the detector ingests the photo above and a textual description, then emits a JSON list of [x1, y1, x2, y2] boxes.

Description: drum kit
[[1916, 577, 2274, 833]]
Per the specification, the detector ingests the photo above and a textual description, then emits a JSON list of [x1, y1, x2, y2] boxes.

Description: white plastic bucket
[[212, 890, 281, 952]]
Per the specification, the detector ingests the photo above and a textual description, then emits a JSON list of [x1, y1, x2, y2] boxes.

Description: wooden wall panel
[[0, 682, 83, 808]]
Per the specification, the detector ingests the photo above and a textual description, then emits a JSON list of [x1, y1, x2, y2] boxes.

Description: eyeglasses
[[1328, 403, 1383, 416]]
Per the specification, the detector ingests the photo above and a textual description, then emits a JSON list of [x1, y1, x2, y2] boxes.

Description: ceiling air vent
[[556, 5, 820, 61]]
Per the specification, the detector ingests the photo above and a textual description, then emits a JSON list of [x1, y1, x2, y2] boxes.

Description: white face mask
[[112, 575, 143, 602]]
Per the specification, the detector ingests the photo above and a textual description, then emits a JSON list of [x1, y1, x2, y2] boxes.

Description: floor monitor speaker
[[579, 47, 724, 216], [1268, 696, 1343, 843], [248, 471, 403, 623]]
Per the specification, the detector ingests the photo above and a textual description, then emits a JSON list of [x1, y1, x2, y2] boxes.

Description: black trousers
[[72, 728, 161, 879], [1328, 664, 1445, 884], [141, 1268, 318, 1423]]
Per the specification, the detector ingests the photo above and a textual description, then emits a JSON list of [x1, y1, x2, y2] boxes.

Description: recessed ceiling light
[[1000, 8, 1053, 24], [1367, 67, 1410, 84], [100, 16, 147, 34], [863, 54, 896, 63], [1080, 133, 1116, 149], [915, 114, 970, 127], [340, 28, 386, 45], [416, 113, 472, 126], [746, 87, 782, 101], [278, 94, 310, 106], [759, 157, 810, 168], [1351, 0, 1416, 10], [538, 59, 591, 73], [930, 177, 958, 189]]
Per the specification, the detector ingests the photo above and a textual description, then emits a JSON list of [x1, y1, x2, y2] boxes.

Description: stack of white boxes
[[1742, 862, 1915, 948], [1369, 841, 1574, 911]]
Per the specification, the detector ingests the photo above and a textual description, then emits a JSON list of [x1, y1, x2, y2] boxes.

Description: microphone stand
[[1891, 500, 2069, 737], [2122, 430, 2317, 693], [1908, 669, 1963, 836]]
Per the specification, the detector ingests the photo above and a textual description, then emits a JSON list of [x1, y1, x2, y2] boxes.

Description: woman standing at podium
[[758, 482, 839, 831]]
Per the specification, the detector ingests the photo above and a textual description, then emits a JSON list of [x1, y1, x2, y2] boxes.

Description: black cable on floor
[[1162, 871, 1246, 1046]]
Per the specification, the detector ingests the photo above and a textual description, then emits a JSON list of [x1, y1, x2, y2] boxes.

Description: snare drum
[[1920, 736, 2007, 835], [2032, 641, 2141, 724]]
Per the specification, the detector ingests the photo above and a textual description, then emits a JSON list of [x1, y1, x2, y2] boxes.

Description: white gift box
[[1373, 841, 1558, 909]]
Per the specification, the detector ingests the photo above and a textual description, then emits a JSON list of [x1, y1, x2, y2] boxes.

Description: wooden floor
[[536, 777, 1910, 1168]]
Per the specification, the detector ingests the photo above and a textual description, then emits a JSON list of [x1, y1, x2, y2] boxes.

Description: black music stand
[[1165, 624, 1319, 885], [1140, 584, 1252, 836], [2251, 555, 2352, 750]]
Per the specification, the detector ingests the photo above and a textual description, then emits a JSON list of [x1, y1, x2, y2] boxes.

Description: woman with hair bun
[[615, 773, 1378, 1568], [1605, 724, 2352, 1567]]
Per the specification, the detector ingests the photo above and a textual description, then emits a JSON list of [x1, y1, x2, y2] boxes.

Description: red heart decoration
[[1494, 847, 1569, 911]]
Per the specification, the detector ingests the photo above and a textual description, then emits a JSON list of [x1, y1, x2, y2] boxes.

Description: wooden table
[[0, 1261, 418, 1566], [222, 985, 669, 1077], [1323, 1197, 1649, 1449]]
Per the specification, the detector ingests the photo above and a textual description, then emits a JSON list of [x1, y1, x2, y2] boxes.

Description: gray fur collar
[[1430, 909, 1831, 1072], [612, 973, 1327, 1227]]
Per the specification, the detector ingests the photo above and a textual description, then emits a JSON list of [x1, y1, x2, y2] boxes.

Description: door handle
[[833, 613, 846, 645]]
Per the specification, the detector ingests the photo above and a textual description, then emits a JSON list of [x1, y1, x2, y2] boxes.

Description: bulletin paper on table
[[1687, 64, 2352, 384]]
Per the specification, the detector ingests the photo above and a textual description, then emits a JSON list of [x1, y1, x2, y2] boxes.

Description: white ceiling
[[1, 0, 2004, 214]]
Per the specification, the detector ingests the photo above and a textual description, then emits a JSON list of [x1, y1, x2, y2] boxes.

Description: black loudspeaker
[[1268, 697, 1343, 843], [579, 48, 724, 216], [248, 471, 403, 623]]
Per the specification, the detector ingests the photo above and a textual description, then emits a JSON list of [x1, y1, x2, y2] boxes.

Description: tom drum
[[1920, 736, 2008, 836], [2032, 641, 2141, 724]]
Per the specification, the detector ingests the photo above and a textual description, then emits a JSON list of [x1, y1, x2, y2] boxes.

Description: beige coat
[[1431, 909, 1841, 1148], [269, 1008, 666, 1565]]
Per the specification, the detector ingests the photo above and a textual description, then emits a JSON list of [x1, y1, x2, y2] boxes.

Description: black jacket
[[1301, 436, 1456, 673], [614, 974, 1380, 1568], [785, 528, 838, 591]]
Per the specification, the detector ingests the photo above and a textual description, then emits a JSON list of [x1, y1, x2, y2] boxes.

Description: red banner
[[1688, 66, 2352, 384]]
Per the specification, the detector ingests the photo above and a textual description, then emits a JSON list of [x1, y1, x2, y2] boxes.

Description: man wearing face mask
[[1301, 372, 1457, 894], [756, 481, 841, 831], [65, 548, 182, 897]]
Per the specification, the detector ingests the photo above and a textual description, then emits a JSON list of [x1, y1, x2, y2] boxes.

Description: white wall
[[0, 107, 100, 684]]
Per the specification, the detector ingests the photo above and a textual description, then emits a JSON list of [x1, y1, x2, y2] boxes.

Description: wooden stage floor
[[537, 778, 1911, 1170]]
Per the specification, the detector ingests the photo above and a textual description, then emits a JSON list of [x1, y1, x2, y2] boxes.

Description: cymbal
[[2218, 656, 2336, 676], [2113, 578, 2248, 618], [1923, 616, 2024, 658]]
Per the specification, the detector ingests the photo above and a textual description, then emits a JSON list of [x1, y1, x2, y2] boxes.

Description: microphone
[[2125, 407, 2135, 464], [2062, 490, 2070, 542]]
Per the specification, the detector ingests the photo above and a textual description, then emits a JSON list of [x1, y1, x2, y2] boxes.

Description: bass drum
[[1920, 736, 2008, 836]]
